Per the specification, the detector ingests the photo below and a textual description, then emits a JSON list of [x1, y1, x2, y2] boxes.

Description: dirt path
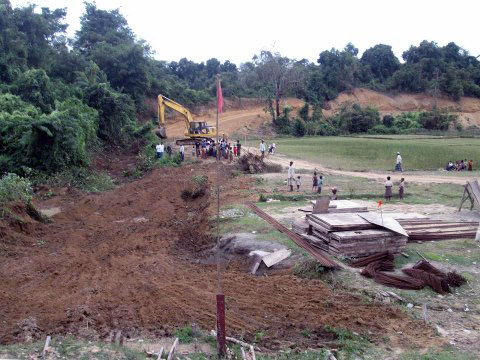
[[166, 107, 269, 138], [247, 147, 471, 185]]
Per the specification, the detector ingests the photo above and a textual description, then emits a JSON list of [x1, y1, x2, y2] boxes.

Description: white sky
[[10, 0, 480, 65]]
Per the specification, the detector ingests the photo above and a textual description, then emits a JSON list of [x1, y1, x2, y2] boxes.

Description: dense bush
[[0, 173, 33, 206], [331, 104, 380, 133]]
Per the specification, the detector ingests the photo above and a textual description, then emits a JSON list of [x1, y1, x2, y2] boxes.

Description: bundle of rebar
[[402, 268, 451, 294], [413, 260, 467, 287], [360, 260, 395, 277], [351, 251, 394, 268]]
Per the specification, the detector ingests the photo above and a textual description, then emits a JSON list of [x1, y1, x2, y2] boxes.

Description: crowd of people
[[287, 161, 406, 202], [446, 159, 474, 171], [155, 138, 243, 162]]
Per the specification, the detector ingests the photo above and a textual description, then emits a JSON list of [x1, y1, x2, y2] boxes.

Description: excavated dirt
[[0, 162, 442, 351]]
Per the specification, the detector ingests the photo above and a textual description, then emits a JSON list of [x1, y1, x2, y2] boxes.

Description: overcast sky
[[10, 0, 480, 65]]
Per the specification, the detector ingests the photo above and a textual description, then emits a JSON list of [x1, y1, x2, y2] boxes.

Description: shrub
[[293, 118, 306, 137], [0, 173, 33, 206], [418, 108, 457, 130], [382, 114, 394, 128], [331, 103, 380, 133]]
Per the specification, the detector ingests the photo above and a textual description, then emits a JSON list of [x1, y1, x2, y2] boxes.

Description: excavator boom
[[155, 94, 217, 144]]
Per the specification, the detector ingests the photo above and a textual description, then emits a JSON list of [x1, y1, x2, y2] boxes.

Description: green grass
[[273, 136, 480, 172]]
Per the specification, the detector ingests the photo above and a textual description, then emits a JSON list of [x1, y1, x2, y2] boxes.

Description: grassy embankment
[[272, 136, 480, 172]]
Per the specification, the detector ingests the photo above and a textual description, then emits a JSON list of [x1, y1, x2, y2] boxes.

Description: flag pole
[[215, 74, 226, 358]]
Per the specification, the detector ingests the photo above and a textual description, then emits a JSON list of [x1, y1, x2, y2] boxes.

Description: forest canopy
[[2, 0, 480, 174]]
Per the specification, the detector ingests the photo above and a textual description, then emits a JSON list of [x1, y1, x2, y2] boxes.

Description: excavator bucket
[[155, 126, 167, 139]]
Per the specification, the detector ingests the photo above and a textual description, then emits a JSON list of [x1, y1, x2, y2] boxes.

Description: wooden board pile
[[299, 200, 368, 213], [300, 213, 408, 258], [398, 218, 479, 241]]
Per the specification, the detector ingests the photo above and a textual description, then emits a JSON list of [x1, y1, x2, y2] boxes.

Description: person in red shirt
[[468, 160, 473, 171]]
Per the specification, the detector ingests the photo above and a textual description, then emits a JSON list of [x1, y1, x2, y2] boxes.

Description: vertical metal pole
[[215, 74, 225, 358]]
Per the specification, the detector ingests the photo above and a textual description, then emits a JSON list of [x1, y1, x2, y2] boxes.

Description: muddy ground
[[0, 161, 443, 354]]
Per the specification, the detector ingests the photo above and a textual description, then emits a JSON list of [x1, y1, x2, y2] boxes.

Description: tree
[[361, 44, 400, 81], [253, 50, 299, 119]]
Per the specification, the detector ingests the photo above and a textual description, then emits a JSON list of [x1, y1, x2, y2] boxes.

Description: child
[[399, 178, 405, 200], [331, 187, 337, 200], [233, 145, 237, 157], [312, 171, 318, 192], [192, 145, 195, 157], [385, 176, 393, 201], [229, 146, 233, 162], [318, 175, 323, 194], [296, 176, 301, 191]]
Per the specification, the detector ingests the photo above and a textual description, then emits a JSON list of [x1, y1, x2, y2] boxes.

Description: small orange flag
[[378, 200, 383, 208]]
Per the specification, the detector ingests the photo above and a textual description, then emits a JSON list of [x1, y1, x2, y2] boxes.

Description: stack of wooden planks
[[299, 200, 368, 213], [398, 218, 479, 242], [300, 213, 408, 258]]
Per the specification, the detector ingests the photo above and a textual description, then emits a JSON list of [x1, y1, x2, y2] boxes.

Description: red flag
[[378, 200, 383, 207], [216, 77, 223, 113]]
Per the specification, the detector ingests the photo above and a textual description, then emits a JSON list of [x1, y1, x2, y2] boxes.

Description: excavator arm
[[155, 94, 217, 144], [156, 94, 194, 138]]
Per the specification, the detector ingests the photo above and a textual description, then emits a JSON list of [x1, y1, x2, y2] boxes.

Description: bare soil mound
[[0, 163, 440, 351]]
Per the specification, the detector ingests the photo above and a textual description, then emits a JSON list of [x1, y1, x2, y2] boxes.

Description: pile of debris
[[236, 152, 282, 174]]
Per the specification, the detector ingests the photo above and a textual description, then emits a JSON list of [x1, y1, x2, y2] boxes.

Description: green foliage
[[175, 326, 194, 344], [13, 69, 55, 113], [293, 118, 306, 136], [331, 103, 381, 134], [324, 325, 371, 357], [418, 108, 457, 130], [0, 173, 33, 206]]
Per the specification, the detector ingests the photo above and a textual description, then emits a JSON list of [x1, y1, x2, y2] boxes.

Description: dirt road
[[166, 107, 269, 138], [246, 147, 470, 185]]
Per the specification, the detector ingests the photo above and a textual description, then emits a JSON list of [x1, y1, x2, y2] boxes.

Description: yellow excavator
[[155, 94, 217, 145]]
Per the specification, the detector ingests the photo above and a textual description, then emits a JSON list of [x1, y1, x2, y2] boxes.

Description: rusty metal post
[[216, 294, 226, 358]]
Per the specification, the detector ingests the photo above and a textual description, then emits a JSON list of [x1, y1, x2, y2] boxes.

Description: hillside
[[324, 88, 480, 127]]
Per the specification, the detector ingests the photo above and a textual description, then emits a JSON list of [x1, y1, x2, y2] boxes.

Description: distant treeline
[[1, 0, 480, 174]]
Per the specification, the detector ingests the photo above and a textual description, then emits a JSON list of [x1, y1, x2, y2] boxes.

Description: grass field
[[272, 136, 480, 171]]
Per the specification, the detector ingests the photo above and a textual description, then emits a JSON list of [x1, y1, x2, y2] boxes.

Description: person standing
[[229, 145, 233, 162], [272, 142, 276, 155], [399, 178, 405, 200], [385, 176, 393, 201], [191, 145, 195, 158], [236, 140, 241, 157], [395, 152, 403, 172], [468, 159, 473, 171], [233, 144, 237, 157], [318, 175, 323, 194], [179, 144, 185, 162], [260, 139, 266, 159], [312, 171, 318, 192], [156, 143, 162, 159], [158, 142, 165, 159], [287, 161, 295, 192], [296, 176, 301, 191]]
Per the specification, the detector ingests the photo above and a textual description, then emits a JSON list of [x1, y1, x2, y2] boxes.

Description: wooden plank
[[42, 336, 51, 357], [156, 347, 164, 360], [262, 249, 291, 267], [167, 338, 178, 360], [358, 212, 408, 237], [308, 213, 375, 231], [468, 179, 480, 203], [312, 196, 330, 214], [330, 229, 403, 241]]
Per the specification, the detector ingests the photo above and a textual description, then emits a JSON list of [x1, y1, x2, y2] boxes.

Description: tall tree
[[253, 50, 299, 118]]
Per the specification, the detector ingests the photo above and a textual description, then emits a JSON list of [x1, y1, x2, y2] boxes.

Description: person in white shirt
[[385, 176, 393, 200], [179, 144, 185, 161], [287, 161, 295, 192], [272, 143, 276, 154], [260, 140, 266, 159], [156, 143, 164, 159], [395, 152, 403, 172], [295, 176, 301, 191]]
